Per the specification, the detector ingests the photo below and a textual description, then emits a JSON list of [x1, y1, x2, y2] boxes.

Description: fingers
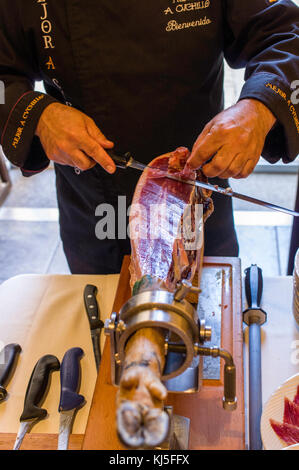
[[80, 118, 116, 173], [187, 127, 222, 170], [234, 159, 257, 179], [215, 154, 246, 179], [37, 103, 117, 173], [79, 135, 116, 173], [201, 148, 258, 179], [201, 147, 237, 178], [188, 100, 270, 175], [70, 149, 97, 171]]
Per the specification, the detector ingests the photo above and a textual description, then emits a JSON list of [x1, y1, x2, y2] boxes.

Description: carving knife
[[57, 347, 85, 450], [108, 151, 299, 218], [83, 284, 104, 371], [13, 355, 60, 450], [0, 343, 22, 403]]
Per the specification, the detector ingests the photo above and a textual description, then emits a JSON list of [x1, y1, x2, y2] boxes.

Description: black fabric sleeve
[[224, 0, 299, 164], [0, 0, 58, 175]]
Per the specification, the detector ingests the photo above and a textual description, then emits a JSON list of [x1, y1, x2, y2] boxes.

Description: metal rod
[[248, 323, 263, 450], [168, 343, 237, 410]]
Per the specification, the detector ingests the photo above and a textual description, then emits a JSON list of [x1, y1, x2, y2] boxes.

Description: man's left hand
[[187, 99, 276, 179]]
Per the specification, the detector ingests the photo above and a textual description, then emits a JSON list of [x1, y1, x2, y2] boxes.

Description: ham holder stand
[[104, 279, 237, 449]]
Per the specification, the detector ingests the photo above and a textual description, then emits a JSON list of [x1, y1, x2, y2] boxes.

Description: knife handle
[[20, 355, 60, 422], [0, 343, 22, 387], [59, 347, 85, 412], [107, 150, 132, 169], [84, 285, 104, 330], [245, 264, 263, 309]]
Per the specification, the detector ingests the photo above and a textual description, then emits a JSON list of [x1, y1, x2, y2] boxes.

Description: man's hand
[[35, 103, 116, 173], [187, 99, 276, 179]]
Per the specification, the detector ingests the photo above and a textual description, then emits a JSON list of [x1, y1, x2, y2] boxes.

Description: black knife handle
[[245, 264, 263, 309], [107, 150, 132, 169], [20, 355, 60, 422], [0, 344, 22, 387], [84, 285, 104, 330], [59, 347, 85, 412]]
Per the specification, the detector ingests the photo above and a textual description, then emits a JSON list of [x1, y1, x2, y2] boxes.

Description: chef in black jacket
[[0, 0, 298, 274]]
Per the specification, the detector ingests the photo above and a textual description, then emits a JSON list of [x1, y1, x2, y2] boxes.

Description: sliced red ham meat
[[129, 147, 213, 291], [270, 419, 299, 446], [283, 397, 299, 427], [270, 386, 299, 446]]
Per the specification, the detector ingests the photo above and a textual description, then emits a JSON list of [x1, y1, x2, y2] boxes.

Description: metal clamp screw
[[174, 280, 201, 302]]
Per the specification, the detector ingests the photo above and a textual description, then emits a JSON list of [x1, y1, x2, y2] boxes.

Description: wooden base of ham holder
[[83, 256, 245, 450]]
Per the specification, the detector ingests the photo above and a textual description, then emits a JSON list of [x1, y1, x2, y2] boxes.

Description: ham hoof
[[117, 401, 169, 448]]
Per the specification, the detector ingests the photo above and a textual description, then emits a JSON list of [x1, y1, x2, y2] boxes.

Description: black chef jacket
[[0, 0, 298, 273]]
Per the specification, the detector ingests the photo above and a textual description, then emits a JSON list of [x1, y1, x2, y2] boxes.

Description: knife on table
[[13, 354, 60, 450], [0, 343, 22, 403], [84, 284, 104, 371], [57, 347, 85, 450], [107, 150, 299, 218]]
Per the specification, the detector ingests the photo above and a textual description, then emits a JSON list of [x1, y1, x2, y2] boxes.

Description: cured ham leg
[[116, 328, 169, 448], [129, 147, 213, 291], [116, 148, 213, 448]]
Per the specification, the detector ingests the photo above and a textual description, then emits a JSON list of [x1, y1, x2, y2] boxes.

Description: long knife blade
[[129, 160, 299, 218], [58, 409, 76, 451], [13, 421, 36, 450], [109, 151, 299, 217]]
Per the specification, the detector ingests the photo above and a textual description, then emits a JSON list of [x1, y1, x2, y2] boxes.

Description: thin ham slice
[[270, 386, 299, 446], [129, 147, 213, 291], [270, 419, 299, 446], [283, 397, 299, 427]]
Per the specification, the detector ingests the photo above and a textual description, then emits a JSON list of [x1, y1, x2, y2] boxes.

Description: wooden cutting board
[[0, 434, 83, 451], [83, 256, 245, 450]]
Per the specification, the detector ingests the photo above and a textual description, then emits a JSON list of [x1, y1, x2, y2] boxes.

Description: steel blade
[[228, 190, 299, 217], [128, 160, 148, 172], [57, 410, 75, 450], [13, 420, 36, 450], [128, 159, 299, 217], [91, 328, 101, 371]]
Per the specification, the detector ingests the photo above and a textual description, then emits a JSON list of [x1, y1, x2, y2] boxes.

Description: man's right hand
[[35, 103, 116, 173]]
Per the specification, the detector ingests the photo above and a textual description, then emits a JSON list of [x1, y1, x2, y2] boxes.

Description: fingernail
[[173, 147, 188, 157], [176, 147, 187, 154], [107, 165, 115, 174]]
